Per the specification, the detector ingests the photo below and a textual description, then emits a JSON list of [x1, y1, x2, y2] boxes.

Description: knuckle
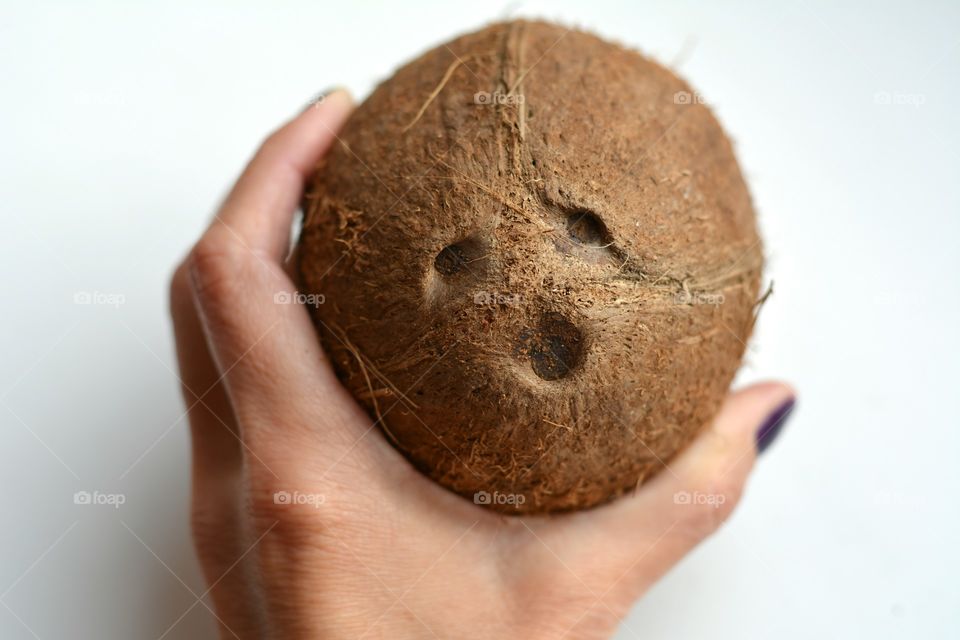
[[701, 426, 736, 457], [188, 237, 246, 307], [245, 482, 326, 532]]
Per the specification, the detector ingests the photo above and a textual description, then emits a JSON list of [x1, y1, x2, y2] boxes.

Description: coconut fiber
[[297, 20, 763, 514]]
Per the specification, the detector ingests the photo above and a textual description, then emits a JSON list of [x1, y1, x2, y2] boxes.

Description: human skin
[[169, 89, 795, 639]]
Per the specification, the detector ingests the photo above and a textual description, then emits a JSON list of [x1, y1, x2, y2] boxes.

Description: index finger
[[187, 91, 372, 455], [207, 89, 353, 259]]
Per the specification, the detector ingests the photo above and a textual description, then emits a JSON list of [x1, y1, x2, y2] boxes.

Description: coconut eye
[[566, 210, 611, 248], [433, 236, 488, 277], [434, 244, 469, 275], [527, 313, 584, 381]]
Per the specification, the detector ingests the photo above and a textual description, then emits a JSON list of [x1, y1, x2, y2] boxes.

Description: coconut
[[297, 20, 763, 513]]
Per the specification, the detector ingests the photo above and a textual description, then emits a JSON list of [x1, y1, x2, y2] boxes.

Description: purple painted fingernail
[[756, 397, 795, 454]]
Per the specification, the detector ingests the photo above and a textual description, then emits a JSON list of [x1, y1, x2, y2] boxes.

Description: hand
[[169, 90, 795, 639]]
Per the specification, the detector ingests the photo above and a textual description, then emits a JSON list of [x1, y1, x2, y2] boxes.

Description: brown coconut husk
[[298, 20, 763, 514]]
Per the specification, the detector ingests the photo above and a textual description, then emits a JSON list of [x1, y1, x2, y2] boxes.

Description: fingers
[[560, 382, 795, 590], [190, 470, 266, 639], [172, 259, 264, 636], [204, 90, 354, 260], [187, 92, 383, 462], [172, 93, 357, 632], [169, 260, 241, 475]]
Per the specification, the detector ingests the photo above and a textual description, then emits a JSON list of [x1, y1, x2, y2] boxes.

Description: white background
[[1, 1, 958, 638]]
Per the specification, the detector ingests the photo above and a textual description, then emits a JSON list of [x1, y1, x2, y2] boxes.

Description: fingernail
[[756, 397, 795, 454], [304, 87, 346, 112]]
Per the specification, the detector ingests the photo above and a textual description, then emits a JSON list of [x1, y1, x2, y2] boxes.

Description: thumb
[[561, 382, 795, 591]]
